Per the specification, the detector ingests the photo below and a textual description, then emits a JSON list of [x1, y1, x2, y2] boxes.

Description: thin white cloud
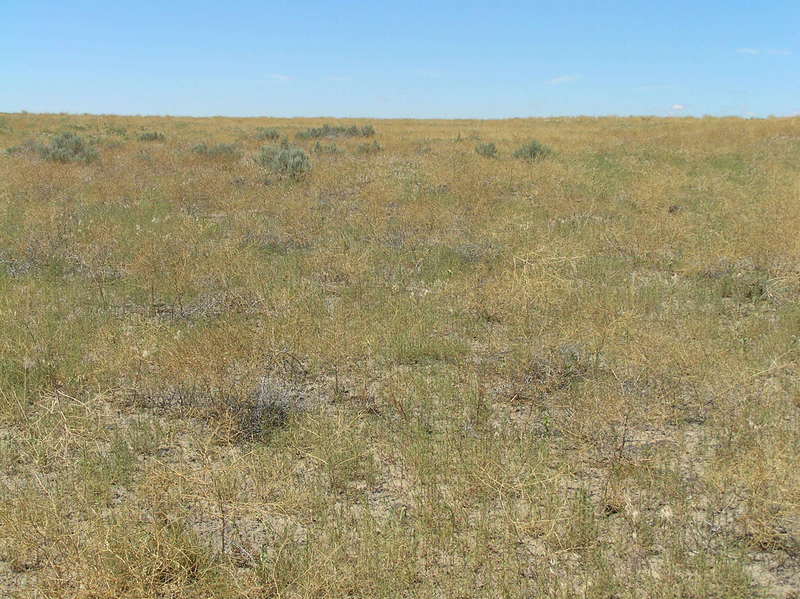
[[269, 74, 292, 81], [547, 74, 581, 85], [737, 48, 792, 56], [671, 104, 686, 111]]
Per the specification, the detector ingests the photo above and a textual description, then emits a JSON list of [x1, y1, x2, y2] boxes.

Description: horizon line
[[2, 111, 796, 121]]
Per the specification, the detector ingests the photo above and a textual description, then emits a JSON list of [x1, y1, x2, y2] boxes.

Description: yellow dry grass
[[1, 112, 799, 597]]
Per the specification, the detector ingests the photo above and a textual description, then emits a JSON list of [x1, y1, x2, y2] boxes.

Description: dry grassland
[[1, 112, 799, 597]]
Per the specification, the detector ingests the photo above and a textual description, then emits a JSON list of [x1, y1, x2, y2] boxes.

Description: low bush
[[355, 140, 383, 155], [512, 140, 551, 160], [475, 142, 497, 158], [37, 132, 99, 163], [257, 142, 311, 179], [296, 123, 375, 139], [191, 143, 241, 159], [138, 131, 166, 142], [132, 376, 304, 442], [5, 141, 35, 156], [256, 127, 280, 140], [313, 141, 341, 154]]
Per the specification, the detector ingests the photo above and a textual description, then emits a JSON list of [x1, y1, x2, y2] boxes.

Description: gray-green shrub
[[37, 132, 99, 163], [512, 140, 551, 160], [355, 140, 383, 155], [296, 124, 375, 140], [257, 143, 311, 179], [256, 127, 280, 140], [313, 141, 341, 154], [138, 131, 166, 142], [475, 142, 497, 158], [191, 143, 241, 159]]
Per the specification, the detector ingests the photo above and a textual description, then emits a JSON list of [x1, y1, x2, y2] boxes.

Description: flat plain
[[1, 113, 799, 597]]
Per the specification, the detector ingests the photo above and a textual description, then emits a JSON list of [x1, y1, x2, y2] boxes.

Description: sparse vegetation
[[1, 112, 800, 598], [513, 139, 551, 160], [4, 140, 33, 155], [138, 131, 166, 142], [36, 131, 99, 163], [191, 142, 241, 159], [105, 125, 127, 137], [255, 127, 280, 140], [355, 140, 382, 154], [296, 123, 375, 139], [257, 142, 311, 178], [312, 141, 341, 154], [475, 141, 497, 158]]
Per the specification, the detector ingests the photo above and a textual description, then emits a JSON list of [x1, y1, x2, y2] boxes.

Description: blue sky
[[2, 1, 798, 118]]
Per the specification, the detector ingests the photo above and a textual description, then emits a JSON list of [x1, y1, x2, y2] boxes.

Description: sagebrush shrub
[[475, 142, 497, 158], [191, 143, 241, 158], [37, 132, 99, 163], [512, 140, 551, 160], [5, 141, 35, 156], [256, 127, 280, 140], [257, 143, 311, 179], [138, 131, 166, 142], [355, 140, 383, 155], [296, 124, 375, 139], [313, 141, 341, 154]]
